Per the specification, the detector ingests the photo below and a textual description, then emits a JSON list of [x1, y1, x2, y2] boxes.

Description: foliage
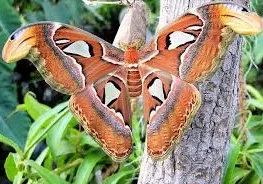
[[222, 1, 263, 183], [0, 0, 31, 149], [223, 85, 263, 184], [242, 0, 263, 93]]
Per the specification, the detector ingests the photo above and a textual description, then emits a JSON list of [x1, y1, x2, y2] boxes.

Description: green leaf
[[245, 129, 260, 149], [23, 92, 51, 120], [46, 112, 75, 157], [35, 148, 49, 165], [246, 85, 263, 102], [246, 143, 263, 154], [4, 112, 31, 149], [0, 0, 32, 149], [24, 160, 69, 184], [43, 153, 53, 171], [254, 31, 263, 63], [248, 153, 263, 179], [239, 171, 261, 184], [32, 0, 70, 23], [48, 139, 75, 158], [231, 167, 250, 184], [0, 0, 21, 36], [247, 115, 263, 129], [248, 126, 263, 145], [74, 151, 105, 184], [79, 132, 100, 148], [27, 0, 85, 25], [4, 153, 19, 181], [24, 102, 68, 157], [103, 167, 135, 184], [132, 115, 143, 157], [223, 136, 241, 184], [0, 123, 23, 155], [26, 10, 45, 22], [65, 0, 84, 25], [13, 171, 23, 184], [247, 99, 263, 111], [27, 102, 68, 138]]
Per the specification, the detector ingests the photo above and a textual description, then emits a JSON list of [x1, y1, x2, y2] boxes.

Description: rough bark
[[138, 0, 247, 183]]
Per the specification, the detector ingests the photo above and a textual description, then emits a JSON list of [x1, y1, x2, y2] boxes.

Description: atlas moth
[[2, 1, 262, 161]]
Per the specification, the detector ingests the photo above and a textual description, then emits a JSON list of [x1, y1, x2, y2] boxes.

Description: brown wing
[[69, 69, 133, 161], [2, 22, 125, 94], [141, 69, 201, 159], [2, 22, 133, 161], [140, 2, 262, 83]]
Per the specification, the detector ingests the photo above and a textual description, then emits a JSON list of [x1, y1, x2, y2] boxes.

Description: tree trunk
[[138, 0, 247, 183]]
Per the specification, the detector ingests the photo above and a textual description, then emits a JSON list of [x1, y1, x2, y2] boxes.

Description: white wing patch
[[186, 26, 202, 31], [55, 39, 70, 44], [105, 82, 121, 106], [148, 78, 165, 102], [63, 40, 91, 58], [168, 31, 195, 50]]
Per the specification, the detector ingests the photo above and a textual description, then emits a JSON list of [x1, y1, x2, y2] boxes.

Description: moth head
[[2, 24, 38, 63], [219, 4, 263, 35]]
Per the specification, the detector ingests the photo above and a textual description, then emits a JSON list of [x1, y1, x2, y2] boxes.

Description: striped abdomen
[[127, 68, 142, 97], [124, 48, 142, 97]]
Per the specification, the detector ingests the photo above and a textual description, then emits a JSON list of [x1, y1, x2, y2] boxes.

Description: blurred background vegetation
[[0, 0, 262, 183]]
